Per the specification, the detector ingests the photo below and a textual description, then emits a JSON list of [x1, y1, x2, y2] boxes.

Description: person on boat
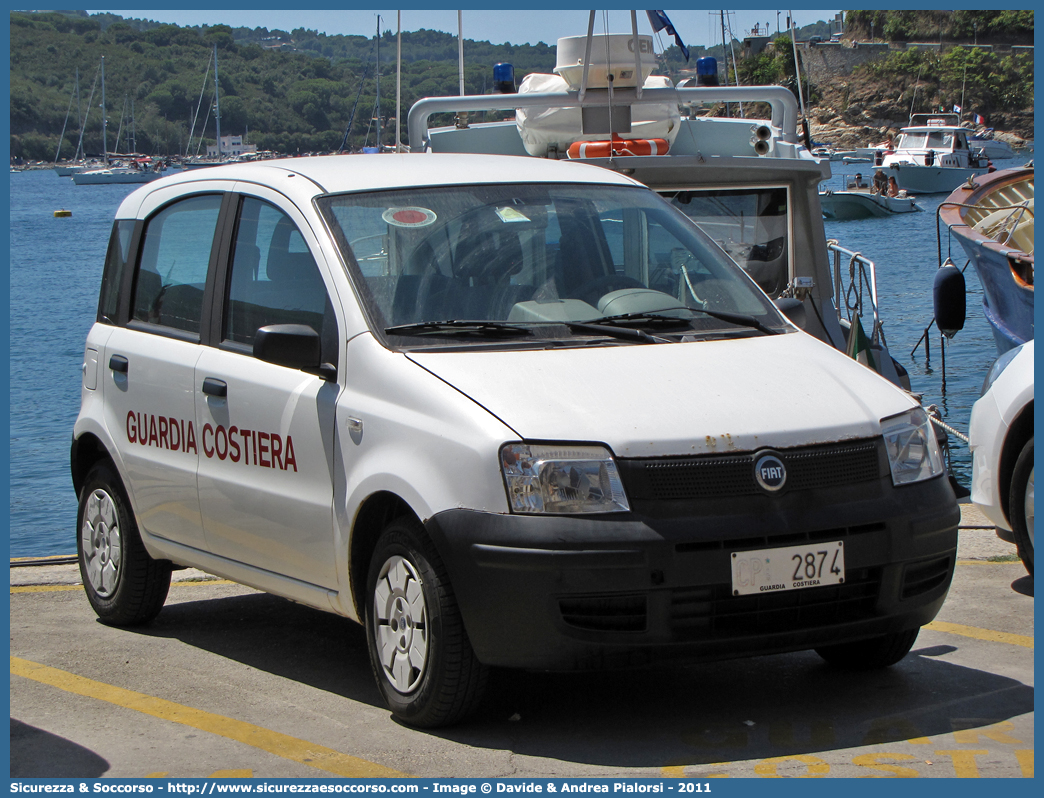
[[987, 160, 997, 173], [887, 176, 900, 197], [852, 172, 865, 188], [872, 170, 888, 194]]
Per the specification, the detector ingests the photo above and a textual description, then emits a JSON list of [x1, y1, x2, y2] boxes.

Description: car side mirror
[[774, 297, 807, 330], [254, 324, 325, 374]]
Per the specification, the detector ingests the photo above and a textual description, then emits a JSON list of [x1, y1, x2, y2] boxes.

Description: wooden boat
[[940, 165, 1033, 353]]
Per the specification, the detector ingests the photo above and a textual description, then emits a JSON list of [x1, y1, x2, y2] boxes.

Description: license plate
[[731, 541, 845, 596]]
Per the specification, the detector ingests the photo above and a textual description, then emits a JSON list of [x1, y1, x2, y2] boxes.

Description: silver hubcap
[[81, 488, 123, 598], [1025, 466, 1034, 550], [373, 555, 428, 694]]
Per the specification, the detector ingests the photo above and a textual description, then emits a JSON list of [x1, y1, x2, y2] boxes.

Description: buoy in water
[[54, 209, 72, 218], [933, 260, 966, 338]]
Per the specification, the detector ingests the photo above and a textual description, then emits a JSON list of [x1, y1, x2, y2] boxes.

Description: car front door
[[194, 191, 341, 588]]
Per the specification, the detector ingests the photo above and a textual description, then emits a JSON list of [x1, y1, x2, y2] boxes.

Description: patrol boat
[[406, 24, 909, 387]]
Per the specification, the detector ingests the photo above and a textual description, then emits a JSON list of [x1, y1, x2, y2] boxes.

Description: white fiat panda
[[72, 153, 959, 727]]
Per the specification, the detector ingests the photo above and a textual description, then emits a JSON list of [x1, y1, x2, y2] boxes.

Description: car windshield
[[317, 182, 786, 344]]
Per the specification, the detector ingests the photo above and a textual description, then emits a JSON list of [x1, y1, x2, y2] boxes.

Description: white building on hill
[[206, 135, 258, 158]]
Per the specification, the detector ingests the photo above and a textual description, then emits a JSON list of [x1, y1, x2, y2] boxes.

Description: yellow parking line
[[11, 657, 406, 778], [925, 620, 1034, 649], [11, 580, 237, 594]]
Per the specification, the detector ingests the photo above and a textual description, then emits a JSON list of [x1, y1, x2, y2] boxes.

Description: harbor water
[[8, 158, 1028, 556]]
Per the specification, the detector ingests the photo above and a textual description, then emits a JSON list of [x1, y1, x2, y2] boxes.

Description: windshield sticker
[[382, 207, 437, 228], [495, 206, 531, 223]]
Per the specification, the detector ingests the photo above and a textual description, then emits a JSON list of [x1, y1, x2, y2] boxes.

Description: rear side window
[[98, 220, 135, 324], [132, 195, 222, 334]]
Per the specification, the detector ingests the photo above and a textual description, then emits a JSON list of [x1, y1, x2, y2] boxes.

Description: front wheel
[[814, 628, 920, 669], [77, 461, 172, 625], [364, 516, 488, 727], [1009, 437, 1034, 576]]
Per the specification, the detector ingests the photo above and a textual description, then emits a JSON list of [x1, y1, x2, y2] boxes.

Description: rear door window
[[132, 194, 223, 335]]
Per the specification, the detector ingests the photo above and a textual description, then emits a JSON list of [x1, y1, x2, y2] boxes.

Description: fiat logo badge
[[754, 453, 787, 492]]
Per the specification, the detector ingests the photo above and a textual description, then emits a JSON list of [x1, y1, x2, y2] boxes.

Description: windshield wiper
[[562, 321, 668, 344], [692, 307, 782, 336], [384, 320, 534, 337], [585, 307, 779, 336], [586, 308, 697, 328]]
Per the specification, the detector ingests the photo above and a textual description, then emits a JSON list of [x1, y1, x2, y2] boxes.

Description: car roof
[[115, 152, 645, 219]]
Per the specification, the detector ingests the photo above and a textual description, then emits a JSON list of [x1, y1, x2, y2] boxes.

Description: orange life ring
[[567, 136, 670, 159]]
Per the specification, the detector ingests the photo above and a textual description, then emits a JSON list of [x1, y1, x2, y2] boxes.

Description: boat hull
[[72, 169, 168, 185], [940, 167, 1034, 353], [819, 190, 920, 220], [887, 163, 987, 194]]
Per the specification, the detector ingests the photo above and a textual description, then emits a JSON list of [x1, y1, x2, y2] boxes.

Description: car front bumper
[[425, 473, 960, 670]]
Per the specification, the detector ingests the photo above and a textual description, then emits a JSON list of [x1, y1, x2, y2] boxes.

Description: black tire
[[77, 461, 172, 626], [815, 628, 920, 669], [1009, 437, 1034, 576], [364, 515, 488, 728]]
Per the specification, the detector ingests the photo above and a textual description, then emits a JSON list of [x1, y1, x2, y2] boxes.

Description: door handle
[[108, 354, 129, 373], [201, 377, 227, 398]]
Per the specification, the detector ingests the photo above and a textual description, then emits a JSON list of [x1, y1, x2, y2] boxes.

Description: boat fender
[[933, 261, 966, 338], [566, 138, 670, 159]]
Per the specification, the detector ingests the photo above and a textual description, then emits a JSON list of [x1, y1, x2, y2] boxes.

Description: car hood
[[406, 332, 915, 458]]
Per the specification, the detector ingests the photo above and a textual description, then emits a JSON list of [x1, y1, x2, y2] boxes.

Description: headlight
[[880, 408, 945, 486], [500, 443, 630, 514], [981, 343, 1024, 396]]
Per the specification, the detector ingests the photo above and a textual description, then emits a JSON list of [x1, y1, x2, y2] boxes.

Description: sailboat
[[182, 45, 245, 168], [73, 57, 170, 185], [53, 67, 94, 175]]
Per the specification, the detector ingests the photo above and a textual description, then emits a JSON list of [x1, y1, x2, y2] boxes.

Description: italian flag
[[846, 315, 879, 372]]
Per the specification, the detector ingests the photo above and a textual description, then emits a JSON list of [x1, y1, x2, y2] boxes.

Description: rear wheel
[[815, 628, 920, 669], [77, 461, 172, 625], [1009, 437, 1034, 575], [364, 516, 488, 727]]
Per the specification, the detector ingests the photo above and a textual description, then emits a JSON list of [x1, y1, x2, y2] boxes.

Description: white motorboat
[[881, 113, 989, 194], [969, 129, 1016, 160], [405, 23, 910, 388], [819, 174, 921, 220]]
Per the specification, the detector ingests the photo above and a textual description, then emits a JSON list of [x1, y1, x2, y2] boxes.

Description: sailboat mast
[[396, 11, 402, 151], [458, 11, 465, 96], [214, 43, 222, 157], [76, 68, 81, 160], [375, 16, 381, 149], [101, 55, 108, 166]]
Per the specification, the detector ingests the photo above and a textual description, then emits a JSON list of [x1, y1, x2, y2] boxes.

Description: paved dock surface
[[11, 506, 1033, 779]]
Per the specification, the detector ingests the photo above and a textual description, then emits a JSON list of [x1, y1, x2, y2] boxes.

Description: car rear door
[[100, 190, 230, 551]]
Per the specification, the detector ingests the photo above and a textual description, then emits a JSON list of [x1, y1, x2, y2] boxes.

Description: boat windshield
[[897, 130, 956, 150], [317, 182, 785, 343], [665, 187, 790, 298]]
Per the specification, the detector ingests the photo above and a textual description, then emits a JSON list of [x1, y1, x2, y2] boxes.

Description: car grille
[[619, 439, 883, 500]]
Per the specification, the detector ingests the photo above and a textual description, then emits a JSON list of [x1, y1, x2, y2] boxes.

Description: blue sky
[[88, 8, 843, 49]]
